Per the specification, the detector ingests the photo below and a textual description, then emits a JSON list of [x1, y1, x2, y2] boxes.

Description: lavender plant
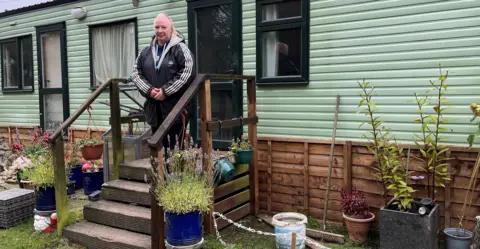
[[156, 136, 221, 214]]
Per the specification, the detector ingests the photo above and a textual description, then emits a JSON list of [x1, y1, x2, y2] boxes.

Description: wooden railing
[[48, 78, 126, 235], [147, 73, 258, 249]]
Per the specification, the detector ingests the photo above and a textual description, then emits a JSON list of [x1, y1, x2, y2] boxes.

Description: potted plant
[[229, 136, 253, 164], [82, 160, 103, 195], [155, 140, 218, 247], [76, 138, 103, 161], [65, 142, 83, 189], [18, 167, 35, 190], [357, 69, 453, 249], [29, 153, 56, 211], [340, 189, 375, 243], [441, 105, 480, 249]]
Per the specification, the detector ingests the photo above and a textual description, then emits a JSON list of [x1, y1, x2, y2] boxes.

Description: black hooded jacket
[[132, 34, 196, 127]]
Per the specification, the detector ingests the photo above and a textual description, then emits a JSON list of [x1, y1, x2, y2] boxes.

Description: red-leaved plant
[[341, 189, 370, 219]]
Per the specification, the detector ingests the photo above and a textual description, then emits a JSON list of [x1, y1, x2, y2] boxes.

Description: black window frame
[[256, 0, 309, 85], [88, 18, 138, 90], [0, 35, 34, 93]]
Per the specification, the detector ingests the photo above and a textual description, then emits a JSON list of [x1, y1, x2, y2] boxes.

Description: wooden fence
[[257, 137, 480, 231]]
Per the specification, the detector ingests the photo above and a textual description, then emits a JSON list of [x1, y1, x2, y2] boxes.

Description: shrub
[[341, 189, 370, 219]]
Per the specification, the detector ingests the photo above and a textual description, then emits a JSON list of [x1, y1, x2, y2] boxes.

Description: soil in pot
[[165, 211, 202, 246], [343, 212, 375, 243], [81, 144, 103, 160], [444, 228, 473, 249]]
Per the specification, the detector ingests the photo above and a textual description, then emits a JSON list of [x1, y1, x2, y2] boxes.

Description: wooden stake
[[152, 149, 165, 249], [291, 232, 296, 249], [7, 126, 12, 144], [323, 95, 340, 230]]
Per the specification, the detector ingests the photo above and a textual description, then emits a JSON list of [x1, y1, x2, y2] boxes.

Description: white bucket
[[272, 212, 307, 249]]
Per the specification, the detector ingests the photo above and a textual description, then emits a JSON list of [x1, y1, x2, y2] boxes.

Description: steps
[[83, 200, 151, 235], [119, 158, 151, 182], [64, 158, 153, 249], [64, 222, 151, 249], [101, 179, 151, 206]]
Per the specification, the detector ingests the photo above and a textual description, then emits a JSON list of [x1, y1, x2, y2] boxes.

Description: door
[[188, 0, 243, 149], [36, 22, 69, 132]]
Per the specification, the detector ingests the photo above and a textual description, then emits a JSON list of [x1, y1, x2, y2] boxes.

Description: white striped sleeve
[[163, 43, 194, 96], [132, 46, 153, 95]]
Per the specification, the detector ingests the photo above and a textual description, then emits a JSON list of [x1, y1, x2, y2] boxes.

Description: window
[[89, 20, 137, 87], [256, 0, 309, 85], [0, 35, 34, 92]]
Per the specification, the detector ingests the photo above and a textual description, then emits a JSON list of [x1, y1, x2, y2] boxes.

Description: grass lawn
[[0, 187, 87, 249], [203, 215, 379, 249]]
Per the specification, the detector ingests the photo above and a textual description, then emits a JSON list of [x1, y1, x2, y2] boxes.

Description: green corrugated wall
[[243, 0, 480, 146], [1, 0, 480, 146]]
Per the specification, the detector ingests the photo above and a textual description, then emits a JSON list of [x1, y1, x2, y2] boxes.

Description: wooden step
[[63, 222, 151, 249], [101, 180, 151, 206], [84, 200, 151, 235], [119, 158, 151, 182]]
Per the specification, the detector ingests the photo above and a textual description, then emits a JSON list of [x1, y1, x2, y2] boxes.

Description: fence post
[[247, 78, 258, 215], [343, 141, 352, 192]]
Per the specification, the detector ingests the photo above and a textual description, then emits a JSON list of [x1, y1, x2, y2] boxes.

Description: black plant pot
[[380, 199, 440, 249]]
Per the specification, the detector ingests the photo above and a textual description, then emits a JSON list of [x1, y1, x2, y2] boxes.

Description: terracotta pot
[[81, 144, 103, 160], [343, 212, 375, 243]]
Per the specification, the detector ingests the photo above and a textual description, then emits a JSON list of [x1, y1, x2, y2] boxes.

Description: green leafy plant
[[357, 79, 414, 211], [29, 153, 55, 190], [75, 138, 103, 148], [467, 103, 480, 147], [412, 67, 453, 201], [229, 137, 253, 154]]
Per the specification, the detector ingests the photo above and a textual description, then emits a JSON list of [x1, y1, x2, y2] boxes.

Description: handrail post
[[51, 137, 68, 235], [110, 80, 122, 180], [247, 78, 258, 215], [199, 79, 214, 234]]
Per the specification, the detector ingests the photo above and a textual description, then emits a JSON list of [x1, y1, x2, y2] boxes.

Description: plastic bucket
[[83, 169, 104, 195], [272, 212, 307, 249], [444, 228, 473, 249], [35, 186, 56, 211], [69, 164, 84, 189], [235, 149, 253, 164], [214, 158, 236, 185], [165, 211, 203, 246]]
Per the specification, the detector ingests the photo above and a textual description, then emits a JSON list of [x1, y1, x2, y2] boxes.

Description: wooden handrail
[[48, 78, 126, 142], [147, 73, 254, 147], [147, 74, 207, 147]]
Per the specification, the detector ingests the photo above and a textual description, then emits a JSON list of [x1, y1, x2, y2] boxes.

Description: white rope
[[212, 212, 331, 249]]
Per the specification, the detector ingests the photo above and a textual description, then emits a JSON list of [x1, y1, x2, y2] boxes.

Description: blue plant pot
[[165, 211, 203, 246], [69, 164, 84, 189], [35, 186, 56, 211], [83, 169, 104, 195], [235, 149, 253, 164]]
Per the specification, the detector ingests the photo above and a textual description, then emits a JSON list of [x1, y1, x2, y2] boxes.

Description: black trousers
[[151, 120, 187, 153]]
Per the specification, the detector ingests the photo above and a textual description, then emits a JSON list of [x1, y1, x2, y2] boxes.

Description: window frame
[[88, 18, 138, 90], [256, 0, 309, 85], [0, 35, 34, 93]]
